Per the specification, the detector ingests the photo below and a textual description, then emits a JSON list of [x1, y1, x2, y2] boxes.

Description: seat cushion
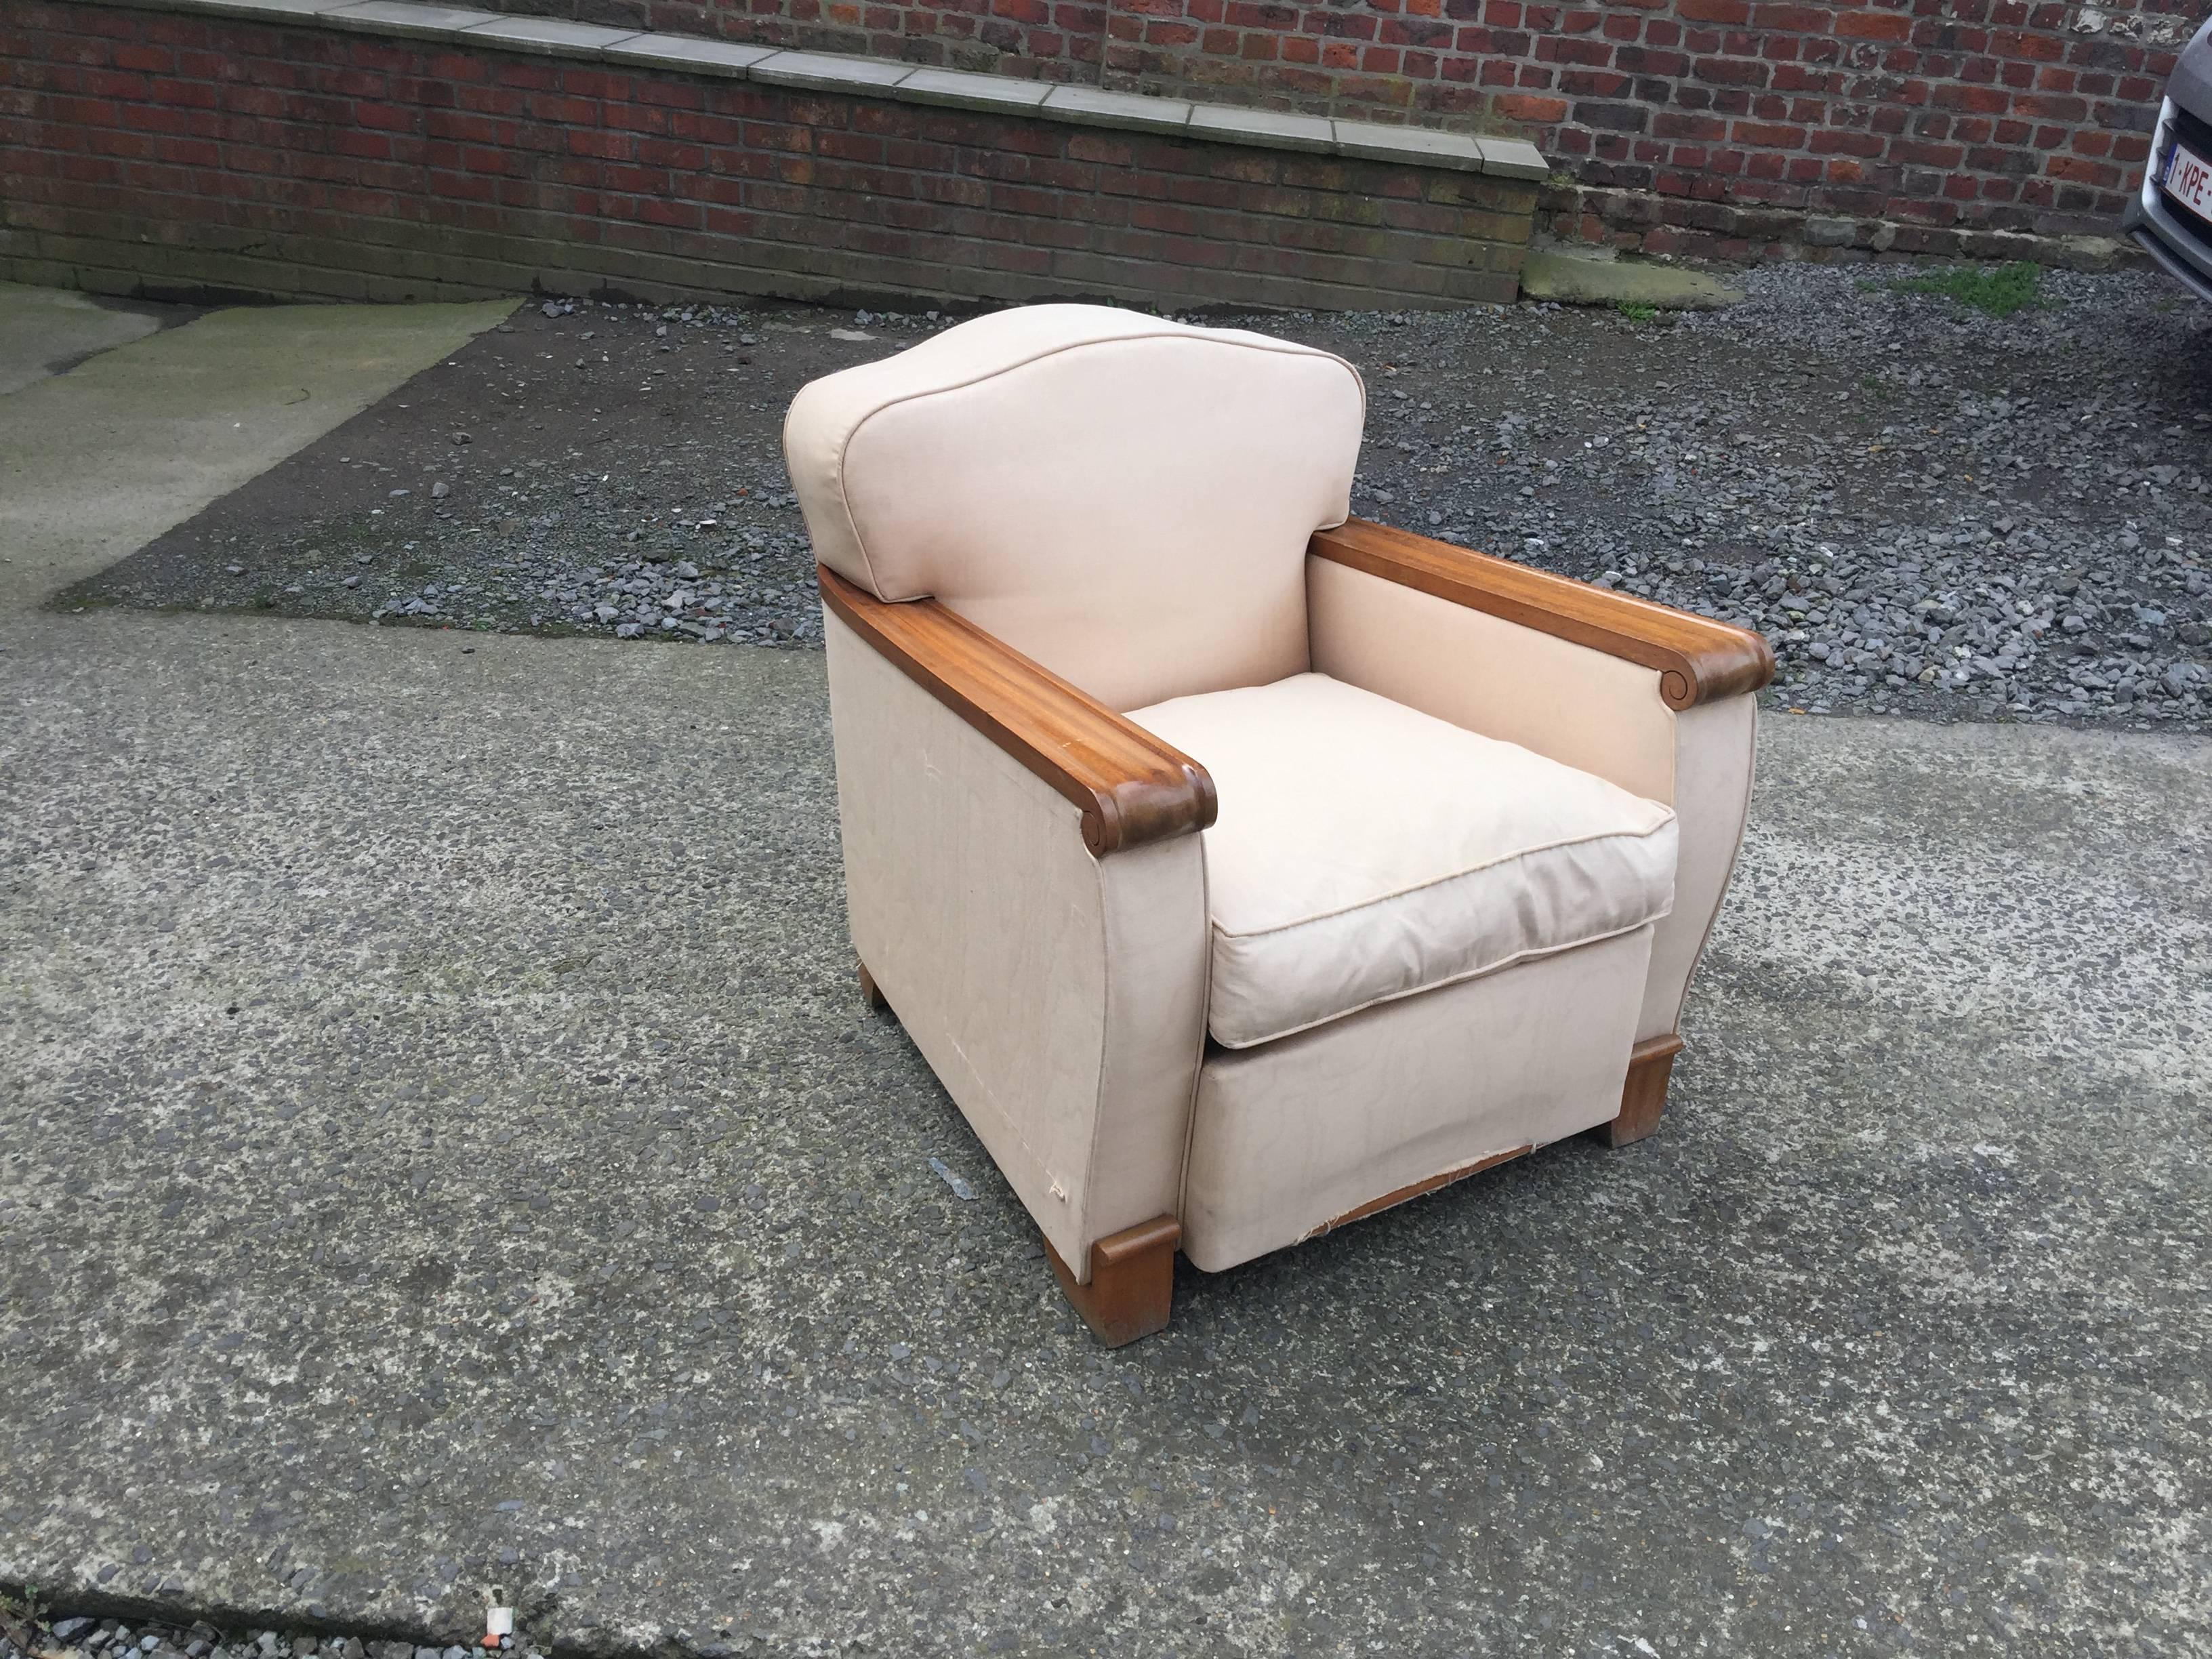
[[1126, 674, 1678, 1048]]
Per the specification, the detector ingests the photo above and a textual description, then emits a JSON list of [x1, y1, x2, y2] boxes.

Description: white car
[[2124, 16, 2212, 300]]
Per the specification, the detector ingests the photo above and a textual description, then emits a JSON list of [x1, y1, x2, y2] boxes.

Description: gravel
[[0, 1614, 504, 1659], [1290, 262, 2212, 729], [58, 266, 2212, 731], [58, 298, 945, 650]]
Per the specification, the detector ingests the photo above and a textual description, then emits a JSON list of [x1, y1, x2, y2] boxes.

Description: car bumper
[[2125, 98, 2212, 303]]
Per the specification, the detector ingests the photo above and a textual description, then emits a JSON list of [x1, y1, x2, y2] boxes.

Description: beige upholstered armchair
[[785, 306, 1773, 1345]]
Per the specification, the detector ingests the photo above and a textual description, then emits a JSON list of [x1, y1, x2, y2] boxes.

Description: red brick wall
[[501, 0, 2196, 246], [0, 0, 1536, 308]]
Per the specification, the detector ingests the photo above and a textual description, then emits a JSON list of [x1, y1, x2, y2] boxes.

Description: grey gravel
[[1272, 263, 2212, 731], [55, 300, 946, 650], [58, 272, 2209, 732], [0, 1624, 539, 1659]]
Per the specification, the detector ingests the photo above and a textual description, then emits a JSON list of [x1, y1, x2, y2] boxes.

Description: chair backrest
[[785, 304, 1365, 712]]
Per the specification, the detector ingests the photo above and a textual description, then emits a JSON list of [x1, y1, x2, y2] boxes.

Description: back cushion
[[785, 305, 1365, 712]]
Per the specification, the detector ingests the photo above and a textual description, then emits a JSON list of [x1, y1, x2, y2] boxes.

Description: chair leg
[[1601, 1034, 1684, 1147], [1044, 1215, 1180, 1347], [858, 958, 887, 1012]]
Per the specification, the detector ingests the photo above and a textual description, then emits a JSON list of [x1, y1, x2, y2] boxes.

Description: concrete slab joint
[[70, 0, 1548, 178]]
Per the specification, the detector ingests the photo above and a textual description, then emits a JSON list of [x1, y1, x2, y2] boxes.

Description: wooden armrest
[[818, 565, 1217, 855], [1311, 518, 1775, 710]]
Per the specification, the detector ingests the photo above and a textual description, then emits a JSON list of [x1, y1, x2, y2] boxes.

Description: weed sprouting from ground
[[1885, 261, 2043, 318]]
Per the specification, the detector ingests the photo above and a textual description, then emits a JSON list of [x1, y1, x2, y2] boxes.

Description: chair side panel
[[824, 611, 1208, 1273], [1645, 695, 1757, 1037]]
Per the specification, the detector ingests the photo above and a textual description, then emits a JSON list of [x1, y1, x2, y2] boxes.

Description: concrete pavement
[[0, 281, 176, 398], [0, 295, 512, 609], [1, 286, 2208, 1658]]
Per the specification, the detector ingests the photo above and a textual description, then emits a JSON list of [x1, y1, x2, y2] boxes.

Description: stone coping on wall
[[79, 0, 1551, 181]]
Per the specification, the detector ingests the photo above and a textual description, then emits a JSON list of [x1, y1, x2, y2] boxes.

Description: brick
[[1748, 2, 1824, 28], [1834, 8, 1910, 40], [1652, 109, 1725, 140], [1886, 136, 1962, 167], [1731, 119, 1803, 148], [2012, 90, 2085, 122], [1574, 98, 1647, 131], [1558, 67, 1625, 96], [1493, 90, 1566, 121], [1934, 81, 2010, 113], [1613, 45, 1687, 75], [1692, 55, 1766, 87]]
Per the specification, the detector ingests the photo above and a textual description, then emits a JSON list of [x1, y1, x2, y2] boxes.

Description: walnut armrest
[[1311, 519, 1775, 710], [818, 565, 1217, 855]]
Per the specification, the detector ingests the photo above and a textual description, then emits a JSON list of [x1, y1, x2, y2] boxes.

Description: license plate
[[2163, 136, 2212, 220]]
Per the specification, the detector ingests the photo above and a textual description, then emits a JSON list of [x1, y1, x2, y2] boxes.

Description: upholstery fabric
[[1308, 553, 1677, 802], [1183, 928, 1652, 1273], [1643, 695, 1757, 1037], [824, 611, 1211, 1278], [1307, 556, 1759, 1042], [1126, 672, 1677, 1049], [784, 305, 1364, 712]]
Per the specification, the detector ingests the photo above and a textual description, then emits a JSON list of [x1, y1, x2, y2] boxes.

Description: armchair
[[785, 305, 1773, 1346]]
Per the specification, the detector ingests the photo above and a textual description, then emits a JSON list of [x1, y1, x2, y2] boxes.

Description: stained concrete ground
[[2, 285, 2209, 1659], [0, 281, 184, 399]]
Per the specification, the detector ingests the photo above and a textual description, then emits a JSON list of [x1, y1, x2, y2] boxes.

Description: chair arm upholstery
[[819, 573, 1213, 1280], [1305, 520, 1774, 1046], [819, 565, 1217, 855], [1310, 518, 1774, 708]]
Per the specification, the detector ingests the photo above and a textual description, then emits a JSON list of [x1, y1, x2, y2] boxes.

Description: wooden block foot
[[858, 958, 886, 1012], [1044, 1215, 1179, 1347], [1601, 1033, 1683, 1147]]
